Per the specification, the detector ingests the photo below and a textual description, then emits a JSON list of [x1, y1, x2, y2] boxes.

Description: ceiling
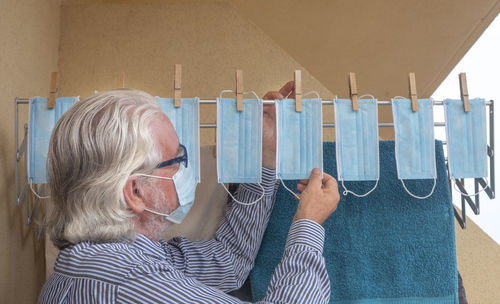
[[230, 0, 500, 99]]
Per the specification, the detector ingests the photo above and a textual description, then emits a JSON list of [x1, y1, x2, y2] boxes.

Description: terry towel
[[250, 141, 458, 303]]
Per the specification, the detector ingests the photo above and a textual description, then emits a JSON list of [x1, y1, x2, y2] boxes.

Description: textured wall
[[58, 0, 335, 145], [455, 218, 500, 303], [3, 1, 499, 302], [0, 0, 61, 303]]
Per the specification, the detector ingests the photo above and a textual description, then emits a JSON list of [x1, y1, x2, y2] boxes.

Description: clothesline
[[198, 99, 494, 105], [16, 98, 493, 105]]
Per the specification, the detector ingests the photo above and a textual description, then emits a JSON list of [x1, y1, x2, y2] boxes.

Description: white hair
[[47, 89, 164, 249]]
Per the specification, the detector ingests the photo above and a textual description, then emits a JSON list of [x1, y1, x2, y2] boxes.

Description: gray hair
[[47, 89, 163, 249]]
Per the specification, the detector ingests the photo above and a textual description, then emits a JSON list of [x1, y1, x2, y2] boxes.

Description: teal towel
[[250, 141, 458, 303]]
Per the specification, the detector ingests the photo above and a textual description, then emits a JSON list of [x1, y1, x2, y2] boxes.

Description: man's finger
[[322, 173, 338, 191], [263, 91, 283, 100], [279, 81, 295, 99], [307, 168, 323, 188], [297, 183, 306, 192]]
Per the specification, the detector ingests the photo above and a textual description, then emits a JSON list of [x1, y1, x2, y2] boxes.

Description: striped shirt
[[38, 168, 329, 303]]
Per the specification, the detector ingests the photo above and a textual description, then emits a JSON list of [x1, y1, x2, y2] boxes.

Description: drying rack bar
[[14, 97, 495, 233]]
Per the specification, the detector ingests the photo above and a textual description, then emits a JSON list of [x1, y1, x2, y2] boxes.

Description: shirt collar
[[133, 234, 167, 260]]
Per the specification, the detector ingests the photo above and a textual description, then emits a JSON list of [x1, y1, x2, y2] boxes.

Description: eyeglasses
[[156, 144, 188, 169]]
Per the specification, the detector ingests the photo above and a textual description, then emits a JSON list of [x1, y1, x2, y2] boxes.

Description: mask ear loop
[[400, 179, 436, 199], [136, 173, 174, 180], [341, 93, 380, 198], [219, 89, 265, 206], [220, 183, 266, 206], [278, 176, 300, 200], [341, 179, 379, 197], [29, 179, 50, 200], [452, 178, 489, 197], [143, 207, 171, 217], [219, 90, 260, 101], [392, 96, 437, 200], [302, 91, 321, 99]]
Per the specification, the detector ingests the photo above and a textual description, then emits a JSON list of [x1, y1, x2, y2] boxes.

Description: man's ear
[[123, 177, 145, 213]]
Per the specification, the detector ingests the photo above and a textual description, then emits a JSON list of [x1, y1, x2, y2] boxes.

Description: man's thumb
[[308, 168, 322, 187]]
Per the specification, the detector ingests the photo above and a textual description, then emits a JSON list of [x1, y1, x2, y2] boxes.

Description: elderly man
[[38, 83, 340, 303]]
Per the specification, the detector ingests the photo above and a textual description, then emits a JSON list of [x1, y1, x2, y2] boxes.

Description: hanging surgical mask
[[156, 97, 201, 183], [139, 163, 197, 224], [276, 94, 323, 181], [28, 96, 79, 185], [444, 98, 488, 196], [392, 97, 437, 199], [334, 96, 379, 197], [216, 90, 265, 206], [444, 98, 488, 179], [217, 92, 263, 183]]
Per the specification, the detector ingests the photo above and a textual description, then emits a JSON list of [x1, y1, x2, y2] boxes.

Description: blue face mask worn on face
[[156, 97, 201, 183], [28, 96, 79, 198], [216, 90, 265, 206], [334, 96, 379, 197], [139, 163, 197, 224], [392, 97, 437, 199], [444, 98, 489, 196]]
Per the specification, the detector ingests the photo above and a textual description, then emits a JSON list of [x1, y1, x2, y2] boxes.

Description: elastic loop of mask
[[452, 178, 489, 197], [29, 179, 50, 200], [144, 207, 171, 217], [392, 96, 435, 105], [392, 96, 406, 100], [220, 183, 265, 206], [278, 176, 300, 200], [302, 91, 321, 100], [400, 178, 437, 199], [135, 173, 173, 180], [359, 94, 376, 100], [392, 96, 435, 106], [341, 179, 379, 197], [219, 90, 261, 101]]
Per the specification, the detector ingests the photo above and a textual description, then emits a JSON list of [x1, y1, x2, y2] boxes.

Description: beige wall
[[2, 0, 499, 303], [0, 0, 61, 303], [455, 218, 500, 303], [58, 0, 334, 145]]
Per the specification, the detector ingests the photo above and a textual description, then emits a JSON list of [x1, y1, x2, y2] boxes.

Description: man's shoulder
[[54, 240, 176, 284]]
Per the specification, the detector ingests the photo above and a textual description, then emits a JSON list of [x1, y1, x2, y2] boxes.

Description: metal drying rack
[[14, 97, 495, 239]]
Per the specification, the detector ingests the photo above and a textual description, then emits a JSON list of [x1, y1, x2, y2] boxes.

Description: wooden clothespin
[[295, 70, 302, 112], [408, 73, 418, 112], [459, 73, 470, 112], [349, 72, 359, 111], [236, 70, 243, 112], [118, 72, 125, 89], [47, 72, 58, 109], [174, 64, 182, 108]]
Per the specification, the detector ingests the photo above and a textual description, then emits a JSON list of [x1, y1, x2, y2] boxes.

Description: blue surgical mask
[[444, 98, 488, 179], [276, 96, 323, 180], [216, 95, 262, 183], [156, 97, 201, 183], [334, 96, 379, 197], [28, 96, 79, 185], [392, 97, 437, 199], [139, 163, 197, 224]]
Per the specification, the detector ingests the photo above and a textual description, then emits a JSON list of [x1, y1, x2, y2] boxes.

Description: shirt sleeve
[[262, 219, 330, 303], [159, 168, 330, 303], [122, 219, 329, 304], [161, 167, 280, 291]]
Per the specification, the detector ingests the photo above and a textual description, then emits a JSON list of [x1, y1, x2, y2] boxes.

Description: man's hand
[[293, 168, 340, 225], [262, 81, 295, 169]]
